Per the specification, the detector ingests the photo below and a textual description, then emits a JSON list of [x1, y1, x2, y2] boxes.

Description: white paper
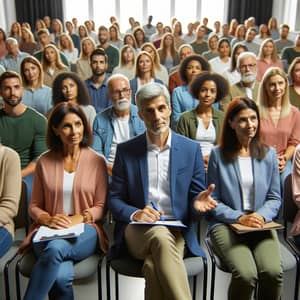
[[130, 220, 187, 228], [33, 223, 85, 243]]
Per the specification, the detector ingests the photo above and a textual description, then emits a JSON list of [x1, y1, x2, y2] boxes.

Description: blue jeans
[[0, 227, 13, 258], [23, 224, 98, 300]]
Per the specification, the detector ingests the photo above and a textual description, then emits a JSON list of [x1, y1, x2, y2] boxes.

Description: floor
[[1, 221, 298, 300]]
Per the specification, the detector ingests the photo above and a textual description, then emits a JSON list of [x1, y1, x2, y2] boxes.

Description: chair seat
[[109, 255, 205, 277], [207, 238, 296, 273], [18, 251, 100, 279], [281, 243, 297, 272]]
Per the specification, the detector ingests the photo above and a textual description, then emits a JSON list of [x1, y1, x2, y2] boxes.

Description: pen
[[150, 201, 165, 221]]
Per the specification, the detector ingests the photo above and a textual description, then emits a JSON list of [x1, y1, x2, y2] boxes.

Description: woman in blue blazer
[[207, 98, 282, 300]]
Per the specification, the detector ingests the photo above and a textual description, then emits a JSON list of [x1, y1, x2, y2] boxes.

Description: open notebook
[[33, 223, 85, 243]]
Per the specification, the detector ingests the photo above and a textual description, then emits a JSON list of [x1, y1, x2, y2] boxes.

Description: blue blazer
[[129, 77, 164, 104], [206, 146, 281, 233], [108, 131, 206, 259]]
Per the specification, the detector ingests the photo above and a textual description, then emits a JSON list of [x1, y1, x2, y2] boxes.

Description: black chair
[[282, 174, 300, 300], [3, 181, 28, 300], [15, 250, 103, 300], [99, 252, 207, 300], [205, 221, 298, 300]]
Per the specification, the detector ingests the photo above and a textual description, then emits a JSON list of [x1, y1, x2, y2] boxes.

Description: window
[[93, 1, 116, 29], [200, 0, 225, 26], [174, 0, 197, 29], [147, 0, 171, 27], [119, 0, 143, 32], [64, 0, 89, 24]]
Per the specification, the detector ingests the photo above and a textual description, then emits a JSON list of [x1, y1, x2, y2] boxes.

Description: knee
[[232, 266, 258, 288], [40, 241, 66, 263], [149, 228, 175, 249], [259, 265, 283, 285]]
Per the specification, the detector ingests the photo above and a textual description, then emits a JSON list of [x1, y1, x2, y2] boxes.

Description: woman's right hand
[[38, 213, 72, 229], [238, 212, 264, 228]]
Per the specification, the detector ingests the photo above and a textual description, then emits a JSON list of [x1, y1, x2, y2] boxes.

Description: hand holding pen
[[132, 202, 164, 222]]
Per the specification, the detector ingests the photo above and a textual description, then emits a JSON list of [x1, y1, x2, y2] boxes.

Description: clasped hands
[[38, 213, 84, 229], [238, 212, 265, 228]]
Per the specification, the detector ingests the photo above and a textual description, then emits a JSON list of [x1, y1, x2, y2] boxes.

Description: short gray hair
[[237, 51, 257, 69], [107, 73, 130, 91], [135, 82, 170, 110]]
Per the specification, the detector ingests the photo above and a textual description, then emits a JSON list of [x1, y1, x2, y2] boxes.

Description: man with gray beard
[[220, 52, 259, 112], [92, 74, 145, 175]]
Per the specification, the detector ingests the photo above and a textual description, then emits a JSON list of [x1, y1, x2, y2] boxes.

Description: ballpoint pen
[[150, 201, 165, 221]]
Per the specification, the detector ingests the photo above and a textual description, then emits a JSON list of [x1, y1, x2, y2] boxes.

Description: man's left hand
[[194, 184, 218, 212]]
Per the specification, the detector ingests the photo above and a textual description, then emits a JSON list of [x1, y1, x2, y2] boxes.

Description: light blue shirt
[[0, 51, 30, 72], [171, 85, 199, 127], [92, 104, 145, 160], [22, 86, 52, 116]]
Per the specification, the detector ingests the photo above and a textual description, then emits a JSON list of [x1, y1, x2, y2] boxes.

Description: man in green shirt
[[0, 71, 47, 203]]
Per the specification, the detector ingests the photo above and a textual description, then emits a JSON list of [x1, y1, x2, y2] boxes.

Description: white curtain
[[0, 0, 16, 33]]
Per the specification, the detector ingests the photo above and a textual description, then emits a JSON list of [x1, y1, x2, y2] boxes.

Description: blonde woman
[[9, 22, 22, 42], [259, 67, 300, 189], [59, 33, 78, 64], [76, 37, 96, 80], [129, 51, 163, 103], [109, 24, 123, 49], [41, 44, 68, 87], [112, 44, 136, 80], [19, 27, 38, 55], [257, 38, 283, 82], [50, 18, 64, 45], [288, 57, 300, 109], [157, 32, 180, 73], [20, 56, 52, 115], [141, 42, 169, 85]]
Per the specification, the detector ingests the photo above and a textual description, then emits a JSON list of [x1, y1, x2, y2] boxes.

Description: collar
[[146, 129, 172, 151]]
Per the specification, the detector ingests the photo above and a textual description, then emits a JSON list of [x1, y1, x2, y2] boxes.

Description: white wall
[[0, 0, 16, 32]]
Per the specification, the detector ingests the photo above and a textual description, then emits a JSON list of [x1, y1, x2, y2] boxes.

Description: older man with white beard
[[92, 74, 145, 175], [220, 52, 259, 112]]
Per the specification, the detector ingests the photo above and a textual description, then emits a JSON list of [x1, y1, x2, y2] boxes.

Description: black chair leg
[[4, 252, 18, 300], [192, 275, 197, 300], [106, 262, 111, 300], [115, 270, 119, 300], [15, 258, 22, 300], [210, 259, 216, 300], [97, 255, 104, 300], [202, 257, 208, 300]]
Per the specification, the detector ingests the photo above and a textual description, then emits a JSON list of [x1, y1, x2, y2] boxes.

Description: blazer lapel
[[170, 133, 179, 207], [137, 133, 149, 204]]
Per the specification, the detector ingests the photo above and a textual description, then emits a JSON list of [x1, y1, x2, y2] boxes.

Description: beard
[[3, 95, 22, 107], [241, 71, 257, 83], [92, 69, 105, 77], [112, 98, 131, 111]]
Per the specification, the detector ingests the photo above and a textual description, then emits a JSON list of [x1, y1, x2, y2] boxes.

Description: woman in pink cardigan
[[259, 67, 300, 192], [22, 102, 108, 300]]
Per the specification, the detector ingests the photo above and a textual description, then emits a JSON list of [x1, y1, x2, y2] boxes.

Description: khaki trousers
[[125, 225, 192, 300]]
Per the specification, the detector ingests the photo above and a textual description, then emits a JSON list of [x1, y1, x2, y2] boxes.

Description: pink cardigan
[[20, 147, 109, 252], [260, 106, 300, 155]]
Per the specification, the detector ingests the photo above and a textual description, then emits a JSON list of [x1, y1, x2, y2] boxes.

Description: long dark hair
[[52, 72, 91, 106], [47, 102, 92, 152], [219, 97, 267, 161]]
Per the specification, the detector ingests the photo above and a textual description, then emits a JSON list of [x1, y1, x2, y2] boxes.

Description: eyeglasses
[[111, 88, 131, 97], [239, 63, 256, 70]]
